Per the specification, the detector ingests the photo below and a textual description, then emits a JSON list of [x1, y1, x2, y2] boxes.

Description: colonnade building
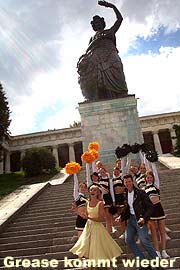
[[1, 111, 180, 174]]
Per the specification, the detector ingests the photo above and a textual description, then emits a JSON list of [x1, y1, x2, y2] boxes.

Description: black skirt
[[103, 193, 113, 208], [150, 202, 166, 220], [75, 215, 87, 231], [115, 193, 125, 207]]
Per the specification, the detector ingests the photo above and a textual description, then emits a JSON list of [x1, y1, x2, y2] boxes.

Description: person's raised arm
[[73, 174, 79, 201], [98, 1, 123, 33]]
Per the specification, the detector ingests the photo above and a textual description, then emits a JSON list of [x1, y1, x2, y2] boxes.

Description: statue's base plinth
[[78, 95, 143, 163]]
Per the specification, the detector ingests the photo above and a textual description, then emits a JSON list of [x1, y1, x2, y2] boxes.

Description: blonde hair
[[78, 182, 87, 189], [89, 185, 102, 200]]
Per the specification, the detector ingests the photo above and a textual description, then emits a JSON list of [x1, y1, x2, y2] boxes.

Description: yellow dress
[[70, 201, 123, 261]]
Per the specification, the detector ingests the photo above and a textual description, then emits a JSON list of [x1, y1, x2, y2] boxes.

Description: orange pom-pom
[[89, 149, 99, 160], [88, 142, 99, 151], [65, 162, 81, 175], [81, 151, 95, 163]]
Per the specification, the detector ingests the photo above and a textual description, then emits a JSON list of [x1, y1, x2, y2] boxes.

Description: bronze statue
[[77, 0, 128, 101]]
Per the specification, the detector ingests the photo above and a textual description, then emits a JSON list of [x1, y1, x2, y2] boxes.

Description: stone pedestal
[[79, 95, 143, 163]]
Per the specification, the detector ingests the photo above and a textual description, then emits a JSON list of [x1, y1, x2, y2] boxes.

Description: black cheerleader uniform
[[145, 184, 166, 220], [75, 194, 87, 231], [112, 176, 125, 208], [99, 176, 112, 208], [135, 174, 146, 189]]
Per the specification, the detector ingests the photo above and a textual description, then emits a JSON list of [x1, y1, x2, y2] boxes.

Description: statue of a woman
[[77, 0, 128, 101]]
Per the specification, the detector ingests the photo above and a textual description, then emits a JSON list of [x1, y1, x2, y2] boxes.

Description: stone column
[[0, 146, 4, 174], [69, 143, 75, 162], [153, 131, 163, 155], [5, 151, 11, 174], [0, 159, 3, 175], [20, 150, 26, 171], [52, 146, 59, 167], [170, 128, 177, 151]]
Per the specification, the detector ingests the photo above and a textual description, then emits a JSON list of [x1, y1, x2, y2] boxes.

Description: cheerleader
[[115, 159, 122, 171], [72, 180, 88, 238], [135, 163, 147, 190], [95, 160, 104, 173], [145, 170, 170, 259], [99, 167, 114, 233], [112, 167, 125, 213], [89, 172, 102, 188]]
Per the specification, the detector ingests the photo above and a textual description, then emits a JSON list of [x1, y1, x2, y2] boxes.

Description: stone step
[[0, 242, 74, 258], [0, 250, 75, 266], [15, 211, 76, 222], [8, 216, 76, 229], [5, 220, 75, 233], [168, 224, 180, 231], [0, 226, 74, 238], [0, 230, 75, 244], [21, 206, 73, 216], [0, 235, 77, 251]]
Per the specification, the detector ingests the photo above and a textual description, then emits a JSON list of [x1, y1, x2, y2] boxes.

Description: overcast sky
[[0, 0, 180, 136]]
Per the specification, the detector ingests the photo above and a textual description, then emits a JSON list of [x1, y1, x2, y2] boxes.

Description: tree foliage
[[0, 82, 11, 141], [22, 147, 56, 176], [0, 82, 11, 161]]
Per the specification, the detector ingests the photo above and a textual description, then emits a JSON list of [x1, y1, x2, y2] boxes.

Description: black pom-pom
[[141, 143, 152, 153], [130, 143, 141, 154], [115, 146, 127, 158], [109, 205, 117, 215], [122, 144, 131, 155], [145, 150, 158, 162]]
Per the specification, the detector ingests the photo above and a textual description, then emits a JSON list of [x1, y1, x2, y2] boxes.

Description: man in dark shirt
[[117, 174, 157, 269]]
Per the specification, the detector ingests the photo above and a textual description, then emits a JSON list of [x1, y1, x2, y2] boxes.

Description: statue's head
[[91, 15, 106, 31]]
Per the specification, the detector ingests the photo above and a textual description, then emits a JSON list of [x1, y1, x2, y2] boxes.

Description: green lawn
[[0, 171, 58, 200]]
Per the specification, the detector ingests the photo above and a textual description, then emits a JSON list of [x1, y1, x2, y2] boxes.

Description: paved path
[[159, 154, 180, 169], [0, 169, 69, 227]]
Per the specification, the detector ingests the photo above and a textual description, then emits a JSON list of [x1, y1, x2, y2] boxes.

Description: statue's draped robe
[[77, 30, 128, 101]]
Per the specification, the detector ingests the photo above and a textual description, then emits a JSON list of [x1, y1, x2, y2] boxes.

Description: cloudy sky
[[0, 0, 180, 136]]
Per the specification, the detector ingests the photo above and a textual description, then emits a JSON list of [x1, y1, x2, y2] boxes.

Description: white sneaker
[[165, 234, 171, 241], [119, 233, 125, 239], [111, 226, 117, 233], [135, 237, 140, 244], [162, 250, 170, 259], [156, 251, 161, 258], [165, 226, 171, 233]]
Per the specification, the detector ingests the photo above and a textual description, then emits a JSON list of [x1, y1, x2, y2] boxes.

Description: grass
[[0, 170, 59, 201]]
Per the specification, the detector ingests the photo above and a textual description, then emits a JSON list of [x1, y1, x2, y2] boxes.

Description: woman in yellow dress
[[69, 185, 123, 264]]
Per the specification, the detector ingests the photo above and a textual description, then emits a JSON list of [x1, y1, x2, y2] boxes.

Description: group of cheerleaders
[[70, 153, 170, 265]]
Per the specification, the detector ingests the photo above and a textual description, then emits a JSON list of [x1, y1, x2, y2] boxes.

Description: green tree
[[22, 147, 56, 176], [0, 82, 11, 161]]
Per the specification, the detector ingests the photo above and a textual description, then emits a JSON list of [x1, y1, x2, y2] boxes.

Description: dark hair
[[91, 15, 106, 31], [123, 174, 133, 181], [113, 166, 120, 171], [90, 172, 99, 180]]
